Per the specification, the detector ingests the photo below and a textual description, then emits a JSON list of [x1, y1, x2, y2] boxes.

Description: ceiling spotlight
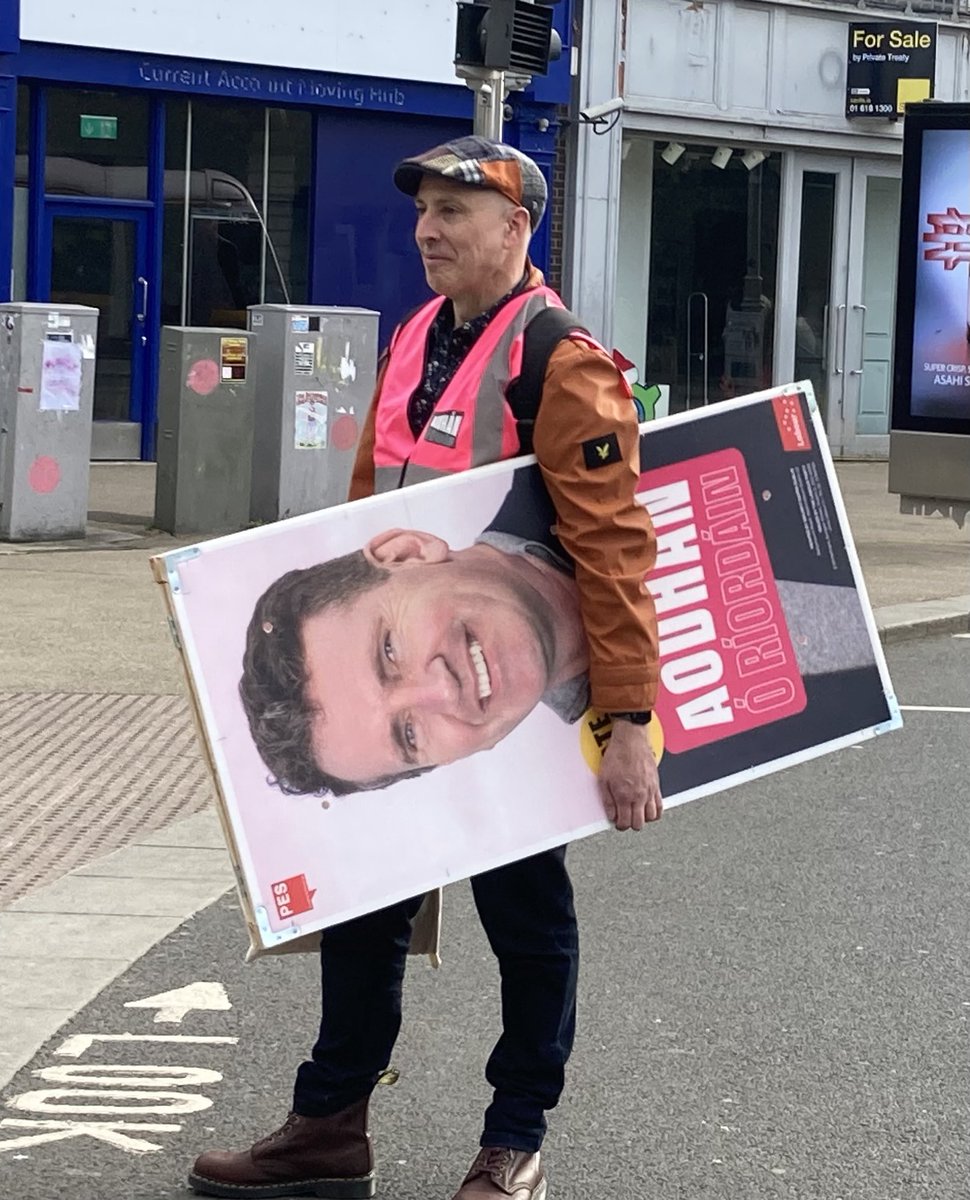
[[660, 141, 686, 165], [711, 146, 733, 169], [741, 148, 768, 171]]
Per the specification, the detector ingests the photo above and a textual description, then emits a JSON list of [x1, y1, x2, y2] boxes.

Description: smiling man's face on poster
[[240, 523, 590, 797]]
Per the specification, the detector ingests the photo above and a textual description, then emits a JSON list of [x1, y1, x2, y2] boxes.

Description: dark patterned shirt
[[407, 273, 530, 438]]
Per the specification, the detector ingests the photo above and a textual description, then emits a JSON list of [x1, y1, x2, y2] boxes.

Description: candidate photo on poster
[[240, 471, 591, 798]]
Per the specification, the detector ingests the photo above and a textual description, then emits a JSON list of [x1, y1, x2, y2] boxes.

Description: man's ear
[[364, 528, 451, 567], [506, 205, 531, 245]]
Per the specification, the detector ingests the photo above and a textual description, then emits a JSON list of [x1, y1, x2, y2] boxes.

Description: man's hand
[[598, 719, 663, 831]]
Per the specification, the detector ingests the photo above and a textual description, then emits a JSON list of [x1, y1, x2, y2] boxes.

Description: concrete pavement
[[0, 460, 967, 1089]]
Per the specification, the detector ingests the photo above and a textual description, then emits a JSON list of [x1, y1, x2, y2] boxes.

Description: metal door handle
[[136, 276, 149, 323], [686, 291, 710, 410], [821, 302, 830, 368], [850, 303, 867, 376], [834, 303, 846, 376]]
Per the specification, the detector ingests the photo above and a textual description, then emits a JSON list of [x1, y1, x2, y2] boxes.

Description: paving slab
[[0, 1007, 75, 1080], [136, 810, 229, 850], [0, 957, 123, 1010], [8, 873, 233, 918], [0, 911, 177, 961], [70, 844, 230, 881]]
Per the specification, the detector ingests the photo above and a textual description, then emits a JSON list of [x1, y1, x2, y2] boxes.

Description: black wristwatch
[[609, 711, 652, 726]]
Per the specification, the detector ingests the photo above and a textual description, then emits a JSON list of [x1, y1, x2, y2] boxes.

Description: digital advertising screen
[[893, 103, 970, 434]]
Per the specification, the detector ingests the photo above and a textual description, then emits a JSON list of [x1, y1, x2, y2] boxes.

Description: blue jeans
[[293, 846, 579, 1153]]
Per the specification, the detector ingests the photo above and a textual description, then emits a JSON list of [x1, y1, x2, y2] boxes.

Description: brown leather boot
[[187, 1095, 375, 1199], [451, 1148, 547, 1199]]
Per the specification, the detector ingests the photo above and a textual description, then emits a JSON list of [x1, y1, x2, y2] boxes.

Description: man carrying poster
[[189, 137, 662, 1200]]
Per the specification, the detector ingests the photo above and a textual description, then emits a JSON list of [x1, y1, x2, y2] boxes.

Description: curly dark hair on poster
[[239, 550, 423, 798]]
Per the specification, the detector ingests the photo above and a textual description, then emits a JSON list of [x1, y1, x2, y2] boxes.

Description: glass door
[[842, 163, 901, 458], [645, 143, 782, 415], [779, 154, 900, 457], [43, 202, 151, 460], [777, 152, 851, 447]]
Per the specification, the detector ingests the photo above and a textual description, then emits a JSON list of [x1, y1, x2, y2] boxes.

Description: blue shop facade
[[0, 0, 571, 459]]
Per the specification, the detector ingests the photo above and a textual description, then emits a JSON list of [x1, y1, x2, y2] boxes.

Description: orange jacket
[[349, 269, 659, 713]]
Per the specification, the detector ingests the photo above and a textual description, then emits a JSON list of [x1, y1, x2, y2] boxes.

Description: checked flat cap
[[393, 135, 548, 231]]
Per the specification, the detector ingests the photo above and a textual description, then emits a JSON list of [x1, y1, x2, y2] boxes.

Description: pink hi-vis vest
[[373, 286, 565, 493]]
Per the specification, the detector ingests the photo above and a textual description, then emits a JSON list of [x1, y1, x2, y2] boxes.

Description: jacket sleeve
[[532, 337, 659, 713]]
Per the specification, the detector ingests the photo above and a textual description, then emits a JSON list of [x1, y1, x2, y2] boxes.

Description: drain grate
[[0, 692, 212, 906]]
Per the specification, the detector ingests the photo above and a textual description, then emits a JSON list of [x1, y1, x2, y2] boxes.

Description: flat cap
[[393, 135, 547, 231]]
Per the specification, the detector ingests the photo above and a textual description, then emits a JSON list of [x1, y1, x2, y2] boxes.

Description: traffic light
[[455, 0, 563, 77]]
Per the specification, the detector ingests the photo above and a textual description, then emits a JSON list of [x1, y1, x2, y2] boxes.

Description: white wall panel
[[625, 0, 719, 104], [936, 29, 970, 101], [777, 11, 849, 117], [730, 5, 772, 110], [20, 0, 460, 86]]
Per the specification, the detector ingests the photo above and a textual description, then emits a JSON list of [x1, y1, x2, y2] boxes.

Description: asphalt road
[[2, 634, 969, 1200]]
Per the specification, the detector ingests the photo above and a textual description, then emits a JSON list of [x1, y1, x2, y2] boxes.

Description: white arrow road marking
[[952, 633, 970, 639], [124, 982, 231, 1024], [900, 705, 970, 713]]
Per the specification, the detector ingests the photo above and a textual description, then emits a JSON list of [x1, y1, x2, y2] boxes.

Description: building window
[[45, 88, 151, 198], [644, 143, 781, 413], [161, 99, 312, 329], [12, 84, 30, 299], [265, 108, 312, 306]]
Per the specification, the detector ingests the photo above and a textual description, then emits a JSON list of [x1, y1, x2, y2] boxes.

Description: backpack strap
[[507, 306, 588, 456]]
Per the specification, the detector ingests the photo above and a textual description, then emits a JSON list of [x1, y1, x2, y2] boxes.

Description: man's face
[[413, 177, 522, 301], [300, 534, 557, 787]]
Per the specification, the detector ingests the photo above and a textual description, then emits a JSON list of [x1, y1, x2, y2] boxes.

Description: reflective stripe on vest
[[373, 286, 565, 493]]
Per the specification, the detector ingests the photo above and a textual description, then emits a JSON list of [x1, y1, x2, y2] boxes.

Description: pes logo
[[272, 874, 317, 920]]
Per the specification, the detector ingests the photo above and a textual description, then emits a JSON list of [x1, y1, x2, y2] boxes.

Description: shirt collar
[[439, 267, 534, 337]]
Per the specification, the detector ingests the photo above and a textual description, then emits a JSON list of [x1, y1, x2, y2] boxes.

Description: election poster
[[153, 382, 901, 955]]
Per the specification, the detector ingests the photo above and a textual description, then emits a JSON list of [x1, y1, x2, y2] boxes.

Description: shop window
[[265, 108, 311, 306], [644, 144, 781, 414], [161, 100, 312, 330], [15, 82, 29, 156], [12, 84, 30, 300], [795, 173, 837, 422], [45, 88, 150, 198], [160, 99, 189, 328]]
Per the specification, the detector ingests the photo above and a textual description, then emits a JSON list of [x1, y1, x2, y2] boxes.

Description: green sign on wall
[[80, 114, 118, 140]]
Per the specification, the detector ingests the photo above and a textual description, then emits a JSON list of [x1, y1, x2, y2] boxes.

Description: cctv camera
[[579, 96, 625, 122]]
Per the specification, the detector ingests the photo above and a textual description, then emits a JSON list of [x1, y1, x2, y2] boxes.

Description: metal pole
[[470, 69, 505, 140]]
